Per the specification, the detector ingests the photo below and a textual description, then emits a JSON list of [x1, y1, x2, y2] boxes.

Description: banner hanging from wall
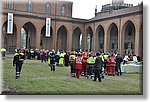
[[46, 18, 51, 37], [7, 13, 13, 34]]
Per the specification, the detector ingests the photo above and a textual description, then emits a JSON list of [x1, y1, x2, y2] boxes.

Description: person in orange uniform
[[74, 53, 83, 78]]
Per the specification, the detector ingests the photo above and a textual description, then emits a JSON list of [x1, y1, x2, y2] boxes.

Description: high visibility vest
[[59, 53, 64, 58], [69, 55, 75, 62], [63, 52, 66, 56], [100, 55, 104, 62], [48, 58, 50, 64], [31, 50, 34, 53], [14, 53, 19, 56], [88, 57, 95, 64], [104, 55, 109, 60]]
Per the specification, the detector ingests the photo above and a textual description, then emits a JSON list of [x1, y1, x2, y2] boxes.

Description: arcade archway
[[41, 25, 53, 50], [21, 22, 36, 50], [57, 25, 67, 51], [139, 23, 143, 57], [122, 20, 135, 55], [86, 27, 93, 52], [2, 21, 17, 52], [72, 27, 82, 52], [107, 23, 118, 53], [96, 25, 104, 52]]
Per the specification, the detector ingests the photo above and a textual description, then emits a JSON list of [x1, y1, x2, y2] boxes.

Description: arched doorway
[[21, 28, 27, 49], [41, 25, 53, 50], [21, 22, 36, 50], [107, 23, 118, 53], [96, 25, 104, 52], [57, 25, 67, 51], [86, 27, 93, 52], [72, 27, 82, 52], [122, 20, 135, 55], [2, 21, 17, 52]]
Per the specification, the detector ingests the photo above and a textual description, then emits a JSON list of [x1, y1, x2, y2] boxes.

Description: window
[[28, 0, 32, 13], [8, 0, 12, 10], [100, 43, 103, 49], [112, 43, 115, 49], [128, 42, 133, 49], [128, 26, 132, 36], [124, 43, 128, 49], [61, 5, 66, 16], [46, 3, 50, 15]]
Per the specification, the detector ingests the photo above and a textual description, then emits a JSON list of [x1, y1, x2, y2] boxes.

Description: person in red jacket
[[74, 53, 83, 78], [82, 50, 88, 77], [109, 54, 116, 75]]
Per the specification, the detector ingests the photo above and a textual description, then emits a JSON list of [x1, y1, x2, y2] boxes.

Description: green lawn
[[2, 56, 143, 95]]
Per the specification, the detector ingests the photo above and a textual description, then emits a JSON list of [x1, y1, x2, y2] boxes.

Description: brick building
[[0, 0, 143, 57]]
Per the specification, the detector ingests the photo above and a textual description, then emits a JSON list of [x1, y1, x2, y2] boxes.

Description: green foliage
[[2, 57, 143, 95]]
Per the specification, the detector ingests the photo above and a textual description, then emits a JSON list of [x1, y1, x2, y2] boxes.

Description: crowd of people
[[1, 48, 142, 81]]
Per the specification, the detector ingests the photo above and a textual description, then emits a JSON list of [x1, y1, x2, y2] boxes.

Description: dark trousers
[[94, 70, 101, 82], [2, 52, 5, 60], [123, 60, 127, 65], [116, 64, 122, 75], [70, 62, 75, 73], [16, 63, 23, 78], [51, 65, 55, 71], [83, 63, 87, 76], [88, 64, 94, 75], [41, 56, 46, 62], [65, 60, 69, 67]]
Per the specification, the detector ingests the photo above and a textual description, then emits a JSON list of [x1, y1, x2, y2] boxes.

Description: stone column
[[67, 26, 72, 51], [134, 31, 140, 56], [83, 28, 87, 51], [104, 28, 110, 53], [16, 26, 21, 48], [119, 30, 125, 56], [36, 27, 41, 49], [94, 31, 98, 52], [93, 24, 96, 52], [81, 28, 85, 51], [139, 25, 143, 57], [118, 18, 124, 55], [93, 31, 96, 52], [53, 22, 57, 50]]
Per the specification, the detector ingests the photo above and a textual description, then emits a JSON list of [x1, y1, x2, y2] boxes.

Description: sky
[[64, 0, 143, 19]]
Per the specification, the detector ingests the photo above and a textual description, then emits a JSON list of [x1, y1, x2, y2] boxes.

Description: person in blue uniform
[[13, 49, 25, 79], [49, 49, 56, 71]]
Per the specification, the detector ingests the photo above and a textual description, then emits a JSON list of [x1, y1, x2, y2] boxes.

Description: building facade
[[0, 0, 143, 57]]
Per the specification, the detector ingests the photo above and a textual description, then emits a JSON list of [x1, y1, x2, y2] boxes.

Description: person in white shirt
[[133, 55, 138, 64], [123, 54, 130, 65]]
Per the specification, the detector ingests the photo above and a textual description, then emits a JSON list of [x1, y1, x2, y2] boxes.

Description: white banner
[[46, 18, 51, 37], [7, 13, 13, 34]]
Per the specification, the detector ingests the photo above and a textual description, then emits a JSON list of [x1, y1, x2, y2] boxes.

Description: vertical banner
[[7, 13, 13, 34], [46, 18, 51, 37]]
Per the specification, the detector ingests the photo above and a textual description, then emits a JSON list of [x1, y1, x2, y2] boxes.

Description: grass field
[[1, 56, 143, 95]]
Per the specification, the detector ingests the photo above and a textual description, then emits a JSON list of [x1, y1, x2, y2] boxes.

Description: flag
[[7, 13, 13, 34], [46, 18, 51, 37]]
